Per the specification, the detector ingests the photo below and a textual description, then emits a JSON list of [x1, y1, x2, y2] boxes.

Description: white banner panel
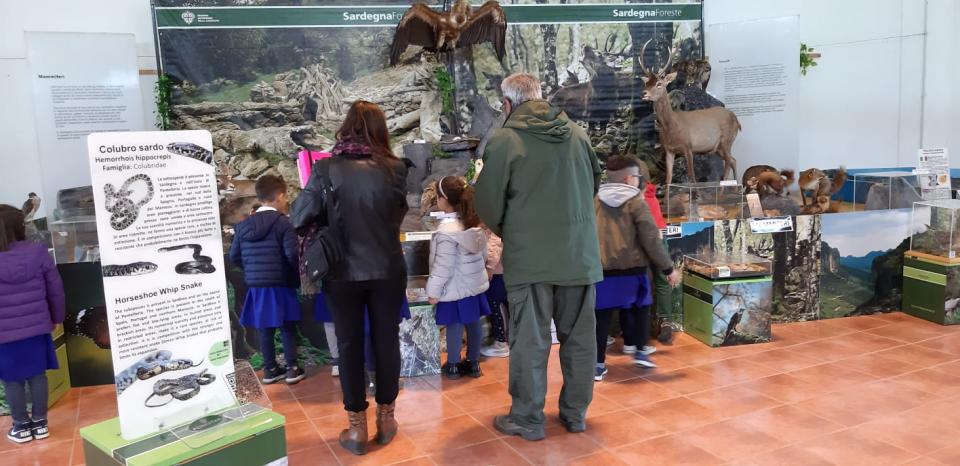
[[27, 32, 145, 218], [87, 130, 234, 440], [707, 16, 800, 174]]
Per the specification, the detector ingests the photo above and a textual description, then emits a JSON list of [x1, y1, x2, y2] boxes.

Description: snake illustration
[[144, 370, 217, 408], [102, 261, 158, 277], [167, 142, 213, 164], [158, 244, 216, 274], [115, 350, 204, 395], [104, 174, 154, 231]]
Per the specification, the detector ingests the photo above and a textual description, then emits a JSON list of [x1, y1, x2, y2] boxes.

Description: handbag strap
[[315, 160, 339, 234]]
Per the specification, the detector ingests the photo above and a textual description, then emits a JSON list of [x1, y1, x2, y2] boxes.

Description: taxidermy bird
[[21, 192, 41, 221], [389, 0, 507, 66]]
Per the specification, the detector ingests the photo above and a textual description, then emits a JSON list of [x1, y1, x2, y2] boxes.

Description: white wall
[[0, 0, 158, 216], [704, 0, 960, 170]]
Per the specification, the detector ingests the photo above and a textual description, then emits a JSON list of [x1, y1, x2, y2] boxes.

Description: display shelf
[[851, 171, 922, 211], [910, 199, 960, 263], [666, 181, 744, 222], [683, 252, 771, 280]]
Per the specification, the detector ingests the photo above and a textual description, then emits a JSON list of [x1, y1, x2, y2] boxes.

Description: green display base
[[682, 271, 773, 347], [48, 324, 71, 407], [80, 410, 286, 466], [903, 252, 960, 325]]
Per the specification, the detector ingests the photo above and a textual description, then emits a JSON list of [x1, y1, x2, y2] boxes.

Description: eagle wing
[[390, 4, 442, 66], [459, 1, 507, 60]]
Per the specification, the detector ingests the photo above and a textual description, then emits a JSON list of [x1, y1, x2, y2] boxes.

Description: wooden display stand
[[903, 251, 960, 325]]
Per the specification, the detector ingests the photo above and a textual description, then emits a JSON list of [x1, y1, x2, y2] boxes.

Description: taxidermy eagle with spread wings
[[389, 0, 507, 66]]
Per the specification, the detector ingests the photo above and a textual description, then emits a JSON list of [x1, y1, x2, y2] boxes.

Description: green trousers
[[654, 239, 683, 322], [506, 283, 596, 428]]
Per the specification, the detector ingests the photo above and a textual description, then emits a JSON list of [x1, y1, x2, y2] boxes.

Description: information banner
[[917, 148, 951, 200], [26, 32, 145, 218], [87, 130, 234, 440]]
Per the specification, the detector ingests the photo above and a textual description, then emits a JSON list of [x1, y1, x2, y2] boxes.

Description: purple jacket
[[0, 241, 65, 344]]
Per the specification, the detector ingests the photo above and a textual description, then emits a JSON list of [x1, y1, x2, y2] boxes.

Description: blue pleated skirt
[[435, 294, 491, 326], [241, 287, 301, 329], [595, 274, 652, 311], [0, 334, 59, 382], [486, 275, 508, 302]]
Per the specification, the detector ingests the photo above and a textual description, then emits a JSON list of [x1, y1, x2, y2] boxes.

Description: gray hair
[[501, 73, 543, 106]]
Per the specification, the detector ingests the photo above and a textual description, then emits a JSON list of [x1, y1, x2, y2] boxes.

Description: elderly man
[[475, 73, 602, 440]]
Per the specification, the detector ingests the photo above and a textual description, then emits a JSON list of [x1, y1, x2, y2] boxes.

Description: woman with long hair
[[291, 100, 409, 455]]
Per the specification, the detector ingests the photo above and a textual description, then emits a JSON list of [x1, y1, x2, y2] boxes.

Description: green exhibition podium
[[903, 251, 960, 325], [80, 409, 286, 466], [48, 324, 72, 406], [682, 271, 773, 347]]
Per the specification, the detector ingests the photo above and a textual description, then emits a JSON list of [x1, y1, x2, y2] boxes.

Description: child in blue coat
[[230, 175, 306, 385]]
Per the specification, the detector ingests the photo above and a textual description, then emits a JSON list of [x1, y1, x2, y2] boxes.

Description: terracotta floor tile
[[866, 325, 944, 344], [503, 425, 602, 465], [595, 375, 680, 407], [429, 439, 529, 466], [737, 373, 822, 403], [287, 367, 342, 398], [850, 411, 960, 455], [70, 435, 85, 466], [873, 312, 918, 323], [284, 420, 324, 454], [788, 362, 879, 394], [686, 385, 781, 419], [7, 439, 73, 466], [640, 367, 726, 395], [877, 344, 959, 369], [928, 444, 960, 465], [684, 418, 785, 461], [270, 397, 308, 424], [744, 347, 822, 372], [766, 326, 820, 348], [658, 343, 731, 366], [613, 433, 723, 466], [578, 409, 666, 448], [899, 457, 947, 466], [727, 445, 834, 466], [829, 315, 895, 331], [299, 390, 345, 420], [793, 429, 916, 465], [738, 405, 844, 444], [631, 396, 720, 432], [786, 338, 867, 362], [332, 431, 426, 466], [834, 352, 924, 379], [544, 393, 622, 425], [835, 331, 904, 352], [287, 444, 341, 466], [894, 368, 960, 397], [389, 457, 437, 466], [401, 414, 496, 454], [565, 449, 631, 466], [694, 357, 781, 382], [465, 406, 513, 438], [795, 380, 937, 427], [445, 381, 512, 413], [262, 378, 295, 401], [395, 388, 466, 426], [918, 334, 960, 356], [789, 319, 860, 339]]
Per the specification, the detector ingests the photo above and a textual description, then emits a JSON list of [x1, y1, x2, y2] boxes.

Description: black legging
[[596, 306, 651, 364], [325, 278, 405, 413]]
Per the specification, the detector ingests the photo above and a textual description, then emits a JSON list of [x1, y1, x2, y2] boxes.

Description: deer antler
[[638, 39, 653, 77], [659, 42, 679, 76]]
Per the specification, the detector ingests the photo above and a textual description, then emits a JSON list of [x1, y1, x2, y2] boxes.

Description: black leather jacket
[[290, 154, 409, 283]]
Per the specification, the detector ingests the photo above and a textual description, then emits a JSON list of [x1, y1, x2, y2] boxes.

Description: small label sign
[[749, 216, 794, 234], [717, 266, 731, 278], [661, 225, 682, 238], [719, 180, 740, 187]]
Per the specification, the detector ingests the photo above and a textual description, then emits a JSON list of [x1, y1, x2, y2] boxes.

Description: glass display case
[[852, 171, 922, 211], [683, 252, 772, 279], [49, 216, 99, 264], [910, 199, 960, 261], [666, 181, 743, 222]]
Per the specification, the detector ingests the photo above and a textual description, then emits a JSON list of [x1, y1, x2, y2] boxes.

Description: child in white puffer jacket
[[427, 176, 490, 380]]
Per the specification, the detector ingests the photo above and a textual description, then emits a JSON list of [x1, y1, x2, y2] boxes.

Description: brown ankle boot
[[375, 402, 398, 445], [339, 410, 368, 455]]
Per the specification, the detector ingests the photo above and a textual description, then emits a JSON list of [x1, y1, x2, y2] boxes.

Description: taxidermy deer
[[549, 38, 625, 133], [798, 166, 847, 211], [639, 40, 741, 185]]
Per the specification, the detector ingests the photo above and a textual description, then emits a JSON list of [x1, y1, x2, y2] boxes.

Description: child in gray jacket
[[427, 177, 490, 379]]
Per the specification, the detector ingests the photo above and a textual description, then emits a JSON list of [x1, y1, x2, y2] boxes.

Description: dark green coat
[[475, 100, 603, 288]]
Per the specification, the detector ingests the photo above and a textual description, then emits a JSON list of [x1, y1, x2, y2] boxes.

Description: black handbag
[[303, 160, 345, 282]]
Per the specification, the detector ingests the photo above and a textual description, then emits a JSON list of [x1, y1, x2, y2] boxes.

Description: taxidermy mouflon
[[798, 166, 847, 209], [389, 0, 507, 66]]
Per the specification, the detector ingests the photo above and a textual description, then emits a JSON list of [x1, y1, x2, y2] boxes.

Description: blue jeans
[[446, 321, 483, 364], [260, 322, 299, 371]]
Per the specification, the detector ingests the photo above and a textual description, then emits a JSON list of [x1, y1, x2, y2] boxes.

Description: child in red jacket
[[639, 163, 682, 343], [0, 205, 65, 444]]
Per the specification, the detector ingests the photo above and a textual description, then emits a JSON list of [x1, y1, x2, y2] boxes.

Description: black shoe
[[30, 419, 49, 440], [658, 322, 675, 344], [285, 366, 306, 385], [493, 415, 545, 441], [261, 365, 286, 385], [442, 362, 461, 380], [559, 415, 586, 433], [457, 360, 482, 378], [7, 424, 32, 444]]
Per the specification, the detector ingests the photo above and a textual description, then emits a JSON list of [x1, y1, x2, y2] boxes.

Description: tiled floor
[[5, 312, 960, 465]]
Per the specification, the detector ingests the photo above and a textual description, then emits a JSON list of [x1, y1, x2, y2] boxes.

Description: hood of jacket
[[437, 220, 486, 254], [0, 242, 35, 286], [598, 183, 641, 208], [236, 210, 283, 242], [644, 183, 658, 200], [504, 100, 571, 143]]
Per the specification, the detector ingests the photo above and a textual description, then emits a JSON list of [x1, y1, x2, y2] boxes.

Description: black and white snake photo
[[102, 261, 158, 277], [115, 350, 204, 395], [167, 142, 213, 165], [159, 243, 216, 274], [104, 174, 154, 231]]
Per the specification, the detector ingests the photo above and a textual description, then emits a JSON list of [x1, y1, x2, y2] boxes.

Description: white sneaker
[[640, 346, 657, 355], [481, 341, 510, 358], [606, 336, 615, 347], [331, 365, 339, 377], [622, 345, 637, 354]]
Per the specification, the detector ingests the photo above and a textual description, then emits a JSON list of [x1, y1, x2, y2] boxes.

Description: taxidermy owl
[[389, 0, 507, 66]]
